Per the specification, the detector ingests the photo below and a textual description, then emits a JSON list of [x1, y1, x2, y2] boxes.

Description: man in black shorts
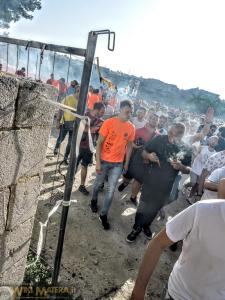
[[126, 123, 191, 242], [77, 102, 105, 195]]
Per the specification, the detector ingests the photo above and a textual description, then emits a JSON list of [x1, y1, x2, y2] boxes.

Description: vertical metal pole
[[66, 54, 71, 85], [38, 51, 42, 81], [16, 44, 19, 71], [51, 31, 98, 286], [6, 43, 9, 72], [35, 53, 38, 80], [27, 47, 30, 77], [52, 52, 56, 75]]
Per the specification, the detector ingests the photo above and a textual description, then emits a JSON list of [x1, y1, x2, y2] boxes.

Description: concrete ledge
[[15, 79, 56, 127]]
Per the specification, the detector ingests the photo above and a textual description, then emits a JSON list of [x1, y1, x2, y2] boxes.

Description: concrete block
[[6, 176, 40, 230], [0, 76, 19, 129], [15, 79, 56, 127], [0, 188, 10, 235], [0, 255, 29, 286], [0, 217, 34, 284], [0, 126, 51, 187]]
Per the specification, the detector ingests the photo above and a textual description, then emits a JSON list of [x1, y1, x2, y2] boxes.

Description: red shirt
[[135, 127, 159, 144]]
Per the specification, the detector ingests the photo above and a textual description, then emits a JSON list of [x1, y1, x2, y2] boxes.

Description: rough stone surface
[[0, 126, 51, 187], [0, 76, 57, 287], [15, 79, 56, 127], [6, 176, 41, 230], [0, 188, 10, 235], [0, 76, 19, 129], [0, 256, 29, 286], [0, 217, 34, 285]]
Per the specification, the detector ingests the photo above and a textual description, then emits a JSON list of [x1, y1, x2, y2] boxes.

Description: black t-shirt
[[143, 135, 191, 186]]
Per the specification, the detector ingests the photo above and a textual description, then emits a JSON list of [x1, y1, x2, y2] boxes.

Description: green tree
[[188, 94, 225, 117], [0, 0, 41, 29]]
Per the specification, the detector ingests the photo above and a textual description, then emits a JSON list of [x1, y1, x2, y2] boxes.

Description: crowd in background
[[2, 66, 225, 299], [49, 74, 225, 300]]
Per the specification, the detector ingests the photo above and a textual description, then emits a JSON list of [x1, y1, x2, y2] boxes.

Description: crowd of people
[[51, 77, 225, 299], [2, 64, 225, 298]]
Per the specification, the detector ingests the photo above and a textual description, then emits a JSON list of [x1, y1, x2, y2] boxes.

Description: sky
[[4, 0, 225, 98]]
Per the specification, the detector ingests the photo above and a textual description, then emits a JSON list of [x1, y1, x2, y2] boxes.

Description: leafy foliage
[[0, 0, 41, 28], [24, 250, 52, 285], [187, 94, 225, 117]]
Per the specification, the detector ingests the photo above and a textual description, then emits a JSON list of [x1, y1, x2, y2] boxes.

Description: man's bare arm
[[198, 169, 210, 195], [95, 134, 105, 173], [218, 178, 225, 199], [131, 229, 174, 300], [204, 180, 218, 192], [124, 141, 133, 169], [191, 124, 210, 144]]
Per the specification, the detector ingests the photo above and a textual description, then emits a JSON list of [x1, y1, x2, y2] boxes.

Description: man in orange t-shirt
[[90, 100, 135, 230]]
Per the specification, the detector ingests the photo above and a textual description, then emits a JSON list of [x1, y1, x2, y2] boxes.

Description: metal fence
[[0, 30, 116, 286]]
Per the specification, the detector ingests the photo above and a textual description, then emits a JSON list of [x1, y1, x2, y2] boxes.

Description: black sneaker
[[90, 200, 98, 213], [118, 182, 129, 192], [78, 185, 89, 196], [130, 197, 138, 206], [142, 227, 152, 240], [126, 228, 141, 243], [53, 148, 58, 156], [99, 214, 110, 230]]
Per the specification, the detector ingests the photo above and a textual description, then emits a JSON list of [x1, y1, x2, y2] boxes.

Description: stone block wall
[[0, 75, 55, 286]]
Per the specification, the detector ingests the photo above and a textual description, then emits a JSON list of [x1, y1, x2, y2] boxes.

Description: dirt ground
[[30, 127, 189, 300]]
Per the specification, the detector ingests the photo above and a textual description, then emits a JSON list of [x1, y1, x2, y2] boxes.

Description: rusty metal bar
[[0, 36, 86, 57]]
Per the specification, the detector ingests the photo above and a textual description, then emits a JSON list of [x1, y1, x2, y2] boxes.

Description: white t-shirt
[[167, 200, 225, 300], [202, 166, 225, 200], [191, 146, 215, 176], [131, 117, 147, 129], [204, 150, 225, 173]]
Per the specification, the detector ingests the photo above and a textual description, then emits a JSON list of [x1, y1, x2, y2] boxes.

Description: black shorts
[[123, 150, 148, 183], [123, 162, 148, 184], [77, 149, 93, 167]]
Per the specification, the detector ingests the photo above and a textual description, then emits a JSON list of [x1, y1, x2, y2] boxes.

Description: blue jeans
[[92, 160, 123, 216], [55, 121, 74, 160]]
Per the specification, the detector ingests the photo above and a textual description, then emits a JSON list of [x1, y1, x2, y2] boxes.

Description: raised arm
[[131, 229, 173, 300]]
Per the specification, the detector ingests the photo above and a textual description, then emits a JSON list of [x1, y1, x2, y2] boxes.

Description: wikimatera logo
[[0, 286, 76, 299]]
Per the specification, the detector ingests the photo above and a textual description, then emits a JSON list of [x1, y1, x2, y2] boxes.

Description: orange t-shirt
[[99, 117, 135, 163], [87, 93, 102, 110]]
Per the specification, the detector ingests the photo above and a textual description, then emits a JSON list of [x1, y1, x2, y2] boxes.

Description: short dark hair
[[210, 124, 217, 130], [120, 100, 133, 109], [93, 102, 105, 110], [93, 89, 99, 94], [71, 80, 79, 86], [172, 122, 186, 131]]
